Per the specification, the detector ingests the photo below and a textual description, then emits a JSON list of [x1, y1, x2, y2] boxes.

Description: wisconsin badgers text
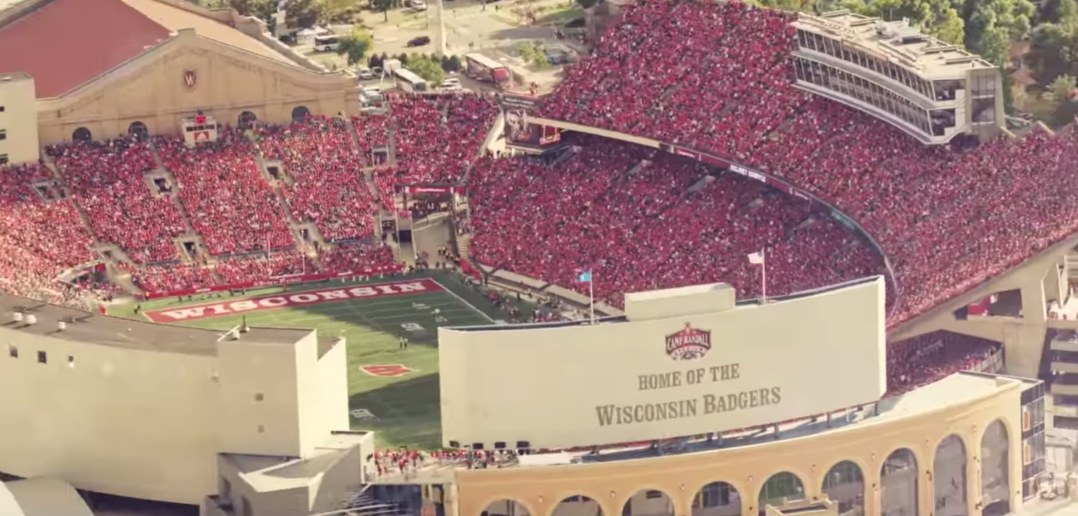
[[144, 279, 444, 322], [594, 363, 783, 427]]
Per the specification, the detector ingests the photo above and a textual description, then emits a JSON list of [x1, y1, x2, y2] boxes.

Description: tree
[[336, 29, 374, 67], [446, 55, 463, 72], [1046, 74, 1076, 103], [227, 0, 273, 17], [371, 0, 393, 22], [286, 0, 320, 28], [407, 55, 446, 85], [858, 0, 964, 45], [369, 53, 384, 70], [575, 0, 602, 8]]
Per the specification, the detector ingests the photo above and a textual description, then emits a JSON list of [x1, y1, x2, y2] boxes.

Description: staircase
[[1065, 252, 1078, 280], [456, 232, 472, 261], [147, 139, 198, 235], [42, 156, 101, 242]]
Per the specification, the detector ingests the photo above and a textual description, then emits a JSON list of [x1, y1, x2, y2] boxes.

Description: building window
[[0, 105, 5, 112], [0, 130, 6, 141], [8, 345, 16, 358], [0, 154, 8, 166], [257, 425, 265, 433], [37, 351, 46, 364], [254, 392, 264, 402]]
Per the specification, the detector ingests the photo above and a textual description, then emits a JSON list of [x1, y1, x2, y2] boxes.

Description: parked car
[[357, 68, 374, 80], [441, 78, 461, 88], [407, 36, 431, 47]]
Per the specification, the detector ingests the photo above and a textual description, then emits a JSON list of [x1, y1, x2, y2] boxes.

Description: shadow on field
[[349, 373, 443, 449]]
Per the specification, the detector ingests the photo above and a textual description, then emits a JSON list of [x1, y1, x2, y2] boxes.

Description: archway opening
[[482, 499, 530, 516], [128, 121, 148, 140], [292, 105, 311, 122], [239, 111, 258, 130], [881, 448, 918, 516], [934, 435, 968, 516], [552, 495, 602, 516], [758, 472, 805, 515], [822, 460, 864, 516], [693, 481, 742, 516], [622, 489, 673, 516], [72, 127, 92, 143], [981, 420, 1010, 516]]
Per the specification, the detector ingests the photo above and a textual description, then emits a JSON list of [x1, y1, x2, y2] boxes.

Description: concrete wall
[[34, 30, 359, 144], [0, 74, 40, 165], [439, 278, 886, 449], [456, 380, 1025, 516], [0, 328, 219, 504], [217, 331, 317, 458]]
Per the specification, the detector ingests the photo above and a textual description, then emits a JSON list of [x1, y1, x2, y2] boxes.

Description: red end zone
[[143, 278, 445, 323]]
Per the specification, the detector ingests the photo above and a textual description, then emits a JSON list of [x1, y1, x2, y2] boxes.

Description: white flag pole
[[589, 274, 596, 325], [761, 248, 767, 303]]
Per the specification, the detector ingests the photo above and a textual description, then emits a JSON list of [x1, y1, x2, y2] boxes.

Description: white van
[[314, 35, 340, 52]]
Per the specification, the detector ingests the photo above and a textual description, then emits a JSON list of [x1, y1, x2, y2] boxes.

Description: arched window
[[72, 127, 92, 142], [291, 105, 311, 122]]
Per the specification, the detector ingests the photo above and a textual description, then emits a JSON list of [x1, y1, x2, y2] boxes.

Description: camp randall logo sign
[[665, 323, 712, 360]]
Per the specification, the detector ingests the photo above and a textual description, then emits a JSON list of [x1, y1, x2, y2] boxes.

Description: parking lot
[[290, 0, 585, 93]]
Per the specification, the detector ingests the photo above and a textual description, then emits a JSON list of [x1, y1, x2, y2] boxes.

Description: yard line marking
[[430, 279, 495, 323]]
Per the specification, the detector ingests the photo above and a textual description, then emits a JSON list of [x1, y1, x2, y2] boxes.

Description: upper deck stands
[[794, 12, 994, 80]]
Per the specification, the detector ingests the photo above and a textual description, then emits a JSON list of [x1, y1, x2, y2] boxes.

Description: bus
[[393, 68, 429, 92], [314, 35, 340, 52], [464, 53, 511, 88]]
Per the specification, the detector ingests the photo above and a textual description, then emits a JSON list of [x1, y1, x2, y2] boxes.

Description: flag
[[577, 270, 592, 283], [748, 252, 764, 265]]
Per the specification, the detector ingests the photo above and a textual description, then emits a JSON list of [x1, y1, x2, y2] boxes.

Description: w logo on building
[[183, 70, 197, 88]]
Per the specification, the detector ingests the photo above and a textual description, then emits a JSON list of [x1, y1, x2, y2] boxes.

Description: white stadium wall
[[439, 277, 886, 449], [0, 329, 219, 504]]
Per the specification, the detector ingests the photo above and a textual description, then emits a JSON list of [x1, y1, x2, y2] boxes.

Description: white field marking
[[430, 279, 495, 323]]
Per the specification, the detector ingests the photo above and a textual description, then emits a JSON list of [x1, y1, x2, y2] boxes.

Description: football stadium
[[1, 0, 1078, 514]]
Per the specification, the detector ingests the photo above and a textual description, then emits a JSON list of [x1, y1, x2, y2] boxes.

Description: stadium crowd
[[258, 116, 378, 242], [155, 129, 294, 256], [469, 138, 881, 305], [539, 0, 1078, 329], [49, 138, 188, 264]]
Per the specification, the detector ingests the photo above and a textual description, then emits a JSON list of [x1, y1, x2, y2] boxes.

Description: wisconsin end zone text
[[143, 278, 444, 322], [595, 387, 783, 427]]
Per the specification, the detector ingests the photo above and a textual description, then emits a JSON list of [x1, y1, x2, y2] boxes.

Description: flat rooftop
[[0, 293, 312, 356], [794, 11, 995, 77]]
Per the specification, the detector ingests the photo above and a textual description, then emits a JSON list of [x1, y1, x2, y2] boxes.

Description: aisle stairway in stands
[[146, 138, 220, 267], [246, 131, 320, 257], [41, 156, 98, 242]]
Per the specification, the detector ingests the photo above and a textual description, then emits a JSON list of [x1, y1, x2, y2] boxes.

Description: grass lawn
[[108, 271, 520, 450]]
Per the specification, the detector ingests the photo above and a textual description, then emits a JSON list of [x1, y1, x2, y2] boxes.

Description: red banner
[[138, 265, 402, 300]]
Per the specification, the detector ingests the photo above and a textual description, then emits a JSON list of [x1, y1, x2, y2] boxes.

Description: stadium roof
[[0, 292, 312, 356], [794, 11, 995, 78], [0, 0, 294, 98]]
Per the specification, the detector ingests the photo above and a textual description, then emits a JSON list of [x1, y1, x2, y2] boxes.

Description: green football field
[[108, 271, 518, 450]]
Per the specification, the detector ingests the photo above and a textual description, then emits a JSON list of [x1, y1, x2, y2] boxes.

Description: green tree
[[286, 0, 320, 28], [1046, 73, 1076, 103], [961, 0, 1033, 54], [371, 0, 393, 22], [446, 55, 463, 72], [857, 0, 964, 44], [336, 29, 374, 67], [407, 55, 447, 85], [575, 0, 602, 8], [228, 0, 273, 17], [370, 53, 384, 70]]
